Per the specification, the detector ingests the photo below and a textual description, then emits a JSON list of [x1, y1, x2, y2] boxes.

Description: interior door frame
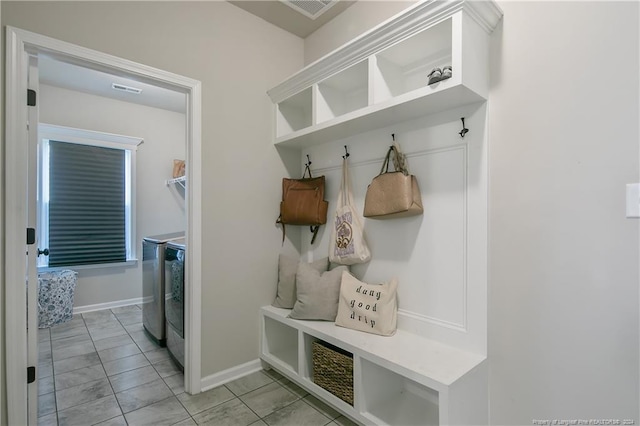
[[26, 53, 40, 425], [5, 26, 203, 424]]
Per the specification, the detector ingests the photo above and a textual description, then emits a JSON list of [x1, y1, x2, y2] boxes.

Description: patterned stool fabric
[[37, 270, 78, 329]]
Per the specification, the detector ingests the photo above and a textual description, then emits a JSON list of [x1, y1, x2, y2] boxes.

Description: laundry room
[[35, 56, 187, 309]]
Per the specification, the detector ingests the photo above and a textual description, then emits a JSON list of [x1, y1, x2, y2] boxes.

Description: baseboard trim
[[200, 359, 263, 392], [73, 297, 148, 314]]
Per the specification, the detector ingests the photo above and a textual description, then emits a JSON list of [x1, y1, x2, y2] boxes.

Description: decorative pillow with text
[[335, 271, 398, 336]]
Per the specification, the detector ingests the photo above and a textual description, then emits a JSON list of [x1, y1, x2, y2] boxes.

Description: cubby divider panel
[[301, 333, 319, 380], [263, 316, 299, 373], [360, 358, 439, 426]]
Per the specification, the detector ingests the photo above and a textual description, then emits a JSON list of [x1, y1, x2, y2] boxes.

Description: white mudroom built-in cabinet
[[261, 1, 503, 425]]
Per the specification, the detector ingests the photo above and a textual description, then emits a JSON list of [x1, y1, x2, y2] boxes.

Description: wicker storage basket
[[312, 340, 354, 405]]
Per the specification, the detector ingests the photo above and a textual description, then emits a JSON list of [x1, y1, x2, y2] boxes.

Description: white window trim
[[38, 123, 143, 270]]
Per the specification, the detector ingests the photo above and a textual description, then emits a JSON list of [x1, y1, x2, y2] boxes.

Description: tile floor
[[37, 305, 358, 426]]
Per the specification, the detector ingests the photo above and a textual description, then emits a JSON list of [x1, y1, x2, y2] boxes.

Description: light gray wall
[[39, 84, 186, 308], [303, 0, 640, 422], [1, 1, 304, 378], [0, 0, 5, 422], [488, 1, 639, 423]]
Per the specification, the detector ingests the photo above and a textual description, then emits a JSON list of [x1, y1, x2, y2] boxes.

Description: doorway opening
[[5, 26, 203, 425]]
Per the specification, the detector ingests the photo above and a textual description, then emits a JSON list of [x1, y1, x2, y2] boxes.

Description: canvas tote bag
[[329, 158, 371, 265], [335, 271, 398, 336], [363, 145, 423, 219]]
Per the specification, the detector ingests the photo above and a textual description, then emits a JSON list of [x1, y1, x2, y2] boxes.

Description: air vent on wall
[[112, 83, 142, 94], [280, 0, 337, 20]]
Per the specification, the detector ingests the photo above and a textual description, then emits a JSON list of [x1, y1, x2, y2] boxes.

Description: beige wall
[[39, 84, 187, 308], [304, 0, 640, 422], [2, 1, 304, 379]]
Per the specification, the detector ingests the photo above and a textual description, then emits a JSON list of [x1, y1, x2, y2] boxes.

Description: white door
[[27, 53, 41, 425], [6, 48, 41, 425]]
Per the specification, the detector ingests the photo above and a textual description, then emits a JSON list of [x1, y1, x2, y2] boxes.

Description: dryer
[[165, 238, 185, 370], [142, 232, 184, 346]]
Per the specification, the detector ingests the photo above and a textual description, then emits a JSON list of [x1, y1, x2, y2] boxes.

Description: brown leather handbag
[[276, 164, 328, 243], [363, 145, 423, 219]]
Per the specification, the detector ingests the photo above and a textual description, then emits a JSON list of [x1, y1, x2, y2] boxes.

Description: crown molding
[[267, 0, 503, 104]]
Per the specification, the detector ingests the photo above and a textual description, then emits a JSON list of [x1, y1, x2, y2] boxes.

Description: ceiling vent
[[112, 83, 142, 94], [280, 0, 338, 20]]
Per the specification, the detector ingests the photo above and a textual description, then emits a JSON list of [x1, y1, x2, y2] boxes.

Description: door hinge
[[27, 366, 36, 384], [26, 228, 35, 245], [27, 89, 36, 107]]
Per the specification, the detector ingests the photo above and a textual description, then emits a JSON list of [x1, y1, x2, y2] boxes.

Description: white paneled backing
[[303, 103, 487, 354]]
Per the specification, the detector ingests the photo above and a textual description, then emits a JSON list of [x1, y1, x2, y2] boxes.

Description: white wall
[[38, 84, 186, 308], [2, 1, 304, 379], [303, 0, 640, 422], [303, 103, 488, 355]]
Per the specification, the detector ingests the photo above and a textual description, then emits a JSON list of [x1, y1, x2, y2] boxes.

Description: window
[[38, 124, 143, 269]]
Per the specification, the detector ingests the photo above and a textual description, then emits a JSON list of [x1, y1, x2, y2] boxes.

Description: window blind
[[48, 141, 126, 266]]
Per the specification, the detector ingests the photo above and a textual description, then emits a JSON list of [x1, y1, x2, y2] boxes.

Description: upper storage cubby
[[371, 19, 452, 103], [276, 87, 312, 138], [268, 0, 503, 149], [316, 60, 369, 124]]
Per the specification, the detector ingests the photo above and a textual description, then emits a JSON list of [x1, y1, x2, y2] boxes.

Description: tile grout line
[[109, 305, 153, 425], [231, 384, 268, 425], [52, 314, 87, 419], [49, 326, 60, 426], [52, 310, 134, 422], [232, 376, 311, 425], [99, 308, 129, 424], [45, 308, 339, 426], [266, 378, 344, 425], [106, 306, 184, 424], [55, 313, 116, 419], [107, 306, 156, 424], [298, 394, 340, 424]]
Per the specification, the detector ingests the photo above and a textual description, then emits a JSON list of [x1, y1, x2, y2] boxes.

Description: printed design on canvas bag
[[328, 156, 371, 265], [335, 211, 354, 255]]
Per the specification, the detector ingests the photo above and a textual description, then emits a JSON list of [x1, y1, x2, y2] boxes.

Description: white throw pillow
[[335, 271, 398, 336]]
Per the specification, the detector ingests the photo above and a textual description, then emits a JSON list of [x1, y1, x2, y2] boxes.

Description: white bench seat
[[259, 305, 488, 425]]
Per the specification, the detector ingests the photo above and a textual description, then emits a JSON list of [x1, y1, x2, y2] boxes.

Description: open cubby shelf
[[267, 0, 503, 149], [261, 316, 298, 374], [260, 306, 487, 425]]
